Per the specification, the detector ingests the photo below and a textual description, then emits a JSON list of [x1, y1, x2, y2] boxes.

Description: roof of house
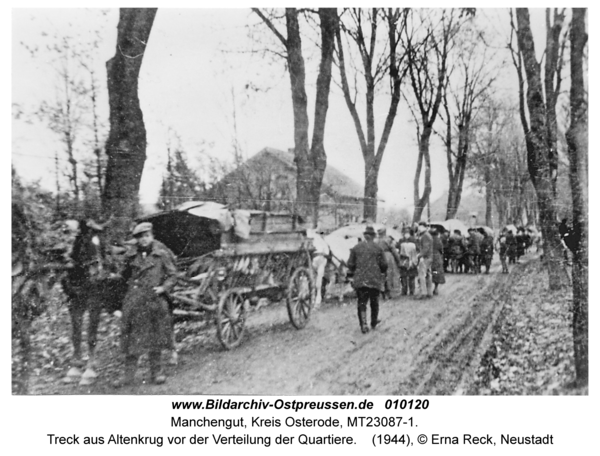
[[236, 147, 364, 199]]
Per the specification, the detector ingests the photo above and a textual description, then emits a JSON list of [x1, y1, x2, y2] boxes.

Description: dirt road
[[118, 256, 524, 396], [24, 255, 530, 395]]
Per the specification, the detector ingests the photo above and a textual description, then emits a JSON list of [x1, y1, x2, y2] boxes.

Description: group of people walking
[[346, 223, 445, 333], [345, 221, 537, 334], [445, 227, 495, 274]]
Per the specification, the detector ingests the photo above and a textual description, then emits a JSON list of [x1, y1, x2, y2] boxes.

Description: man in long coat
[[416, 222, 433, 299], [376, 227, 400, 299], [466, 228, 483, 274], [480, 230, 494, 274], [347, 226, 388, 333], [115, 222, 178, 387], [448, 229, 466, 273], [430, 228, 445, 295], [506, 230, 518, 264]]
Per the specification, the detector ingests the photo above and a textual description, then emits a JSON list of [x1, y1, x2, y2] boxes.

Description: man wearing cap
[[115, 222, 178, 387], [416, 221, 433, 299], [347, 226, 388, 333]]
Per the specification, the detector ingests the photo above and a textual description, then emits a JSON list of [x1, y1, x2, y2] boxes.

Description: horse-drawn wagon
[[139, 201, 316, 350]]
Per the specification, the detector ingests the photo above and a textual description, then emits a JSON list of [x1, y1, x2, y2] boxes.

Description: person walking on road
[[498, 234, 509, 273], [347, 226, 388, 333], [430, 228, 445, 295], [480, 229, 494, 274], [466, 228, 483, 274], [506, 230, 518, 264], [398, 228, 418, 296], [416, 222, 433, 299], [376, 227, 401, 300]]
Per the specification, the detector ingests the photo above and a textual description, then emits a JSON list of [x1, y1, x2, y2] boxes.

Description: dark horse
[[61, 220, 126, 386]]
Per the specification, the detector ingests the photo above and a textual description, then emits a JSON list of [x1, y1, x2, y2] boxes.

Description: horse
[[61, 219, 126, 386], [307, 229, 329, 308], [62, 223, 181, 385], [307, 229, 349, 307]]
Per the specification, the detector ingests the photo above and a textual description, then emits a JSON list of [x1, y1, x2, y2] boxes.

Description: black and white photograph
[[11, 6, 589, 400]]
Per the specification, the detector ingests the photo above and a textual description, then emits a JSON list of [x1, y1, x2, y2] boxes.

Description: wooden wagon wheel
[[215, 289, 247, 350], [286, 266, 315, 329]]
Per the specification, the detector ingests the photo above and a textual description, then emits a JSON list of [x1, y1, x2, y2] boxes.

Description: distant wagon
[[138, 202, 316, 350]]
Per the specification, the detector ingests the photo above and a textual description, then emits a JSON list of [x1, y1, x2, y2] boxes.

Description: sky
[[12, 7, 551, 213]]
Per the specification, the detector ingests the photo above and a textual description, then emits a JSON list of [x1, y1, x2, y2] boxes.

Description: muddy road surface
[[117, 256, 525, 396]]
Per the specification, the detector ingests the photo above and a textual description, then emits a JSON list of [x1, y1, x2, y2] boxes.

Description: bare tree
[[253, 8, 338, 227], [20, 17, 110, 219], [565, 8, 588, 385], [335, 8, 408, 221], [511, 8, 569, 288], [470, 100, 536, 229], [439, 23, 497, 220], [102, 8, 157, 238], [78, 56, 105, 198], [404, 9, 460, 223], [33, 35, 89, 209]]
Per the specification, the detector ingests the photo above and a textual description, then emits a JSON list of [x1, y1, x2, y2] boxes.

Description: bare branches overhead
[[335, 7, 409, 220]]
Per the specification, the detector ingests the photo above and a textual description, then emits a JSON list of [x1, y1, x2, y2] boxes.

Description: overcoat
[[448, 234, 465, 259], [506, 232, 517, 258], [481, 236, 494, 259], [467, 231, 483, 255], [347, 240, 388, 290], [376, 236, 400, 290], [121, 242, 178, 356], [431, 235, 446, 284]]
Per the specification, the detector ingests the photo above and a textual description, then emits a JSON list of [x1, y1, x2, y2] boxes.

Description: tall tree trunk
[[544, 9, 566, 196], [284, 8, 337, 227], [443, 102, 458, 220], [336, 9, 406, 222], [495, 197, 506, 229], [450, 126, 468, 219], [362, 75, 377, 222], [446, 153, 467, 220], [102, 8, 157, 239], [307, 8, 337, 226], [412, 126, 432, 223], [285, 9, 312, 223], [566, 7, 588, 385], [89, 69, 103, 197], [407, 10, 450, 224], [485, 167, 493, 227], [446, 186, 458, 220], [515, 8, 568, 289], [364, 156, 379, 222]]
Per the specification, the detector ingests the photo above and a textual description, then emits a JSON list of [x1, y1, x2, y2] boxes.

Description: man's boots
[[149, 351, 166, 385], [113, 355, 137, 388], [358, 309, 369, 334], [371, 301, 381, 329]]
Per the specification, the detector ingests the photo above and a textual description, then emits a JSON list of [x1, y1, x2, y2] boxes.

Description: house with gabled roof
[[206, 147, 370, 230]]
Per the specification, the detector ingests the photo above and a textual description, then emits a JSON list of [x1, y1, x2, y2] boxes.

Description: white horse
[[307, 230, 348, 308]]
